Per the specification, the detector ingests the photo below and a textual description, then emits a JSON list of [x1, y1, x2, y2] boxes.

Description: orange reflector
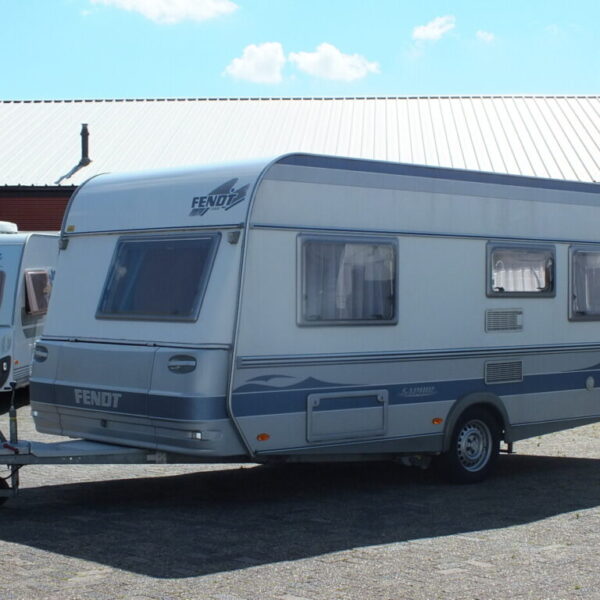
[[432, 418, 443, 425], [14, 360, 19, 365], [256, 433, 270, 442]]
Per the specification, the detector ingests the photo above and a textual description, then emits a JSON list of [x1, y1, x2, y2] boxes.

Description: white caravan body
[[0, 224, 58, 391], [30, 154, 600, 465]]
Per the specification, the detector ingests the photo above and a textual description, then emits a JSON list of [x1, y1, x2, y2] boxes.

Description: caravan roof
[[63, 153, 600, 237], [0, 222, 18, 234]]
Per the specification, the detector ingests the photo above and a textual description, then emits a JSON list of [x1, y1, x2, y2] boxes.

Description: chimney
[[54, 123, 93, 184], [80, 123, 91, 166]]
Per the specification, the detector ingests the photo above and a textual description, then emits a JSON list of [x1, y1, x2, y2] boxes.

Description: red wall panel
[[0, 193, 72, 231]]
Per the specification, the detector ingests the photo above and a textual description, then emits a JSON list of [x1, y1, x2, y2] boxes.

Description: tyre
[[437, 407, 500, 484]]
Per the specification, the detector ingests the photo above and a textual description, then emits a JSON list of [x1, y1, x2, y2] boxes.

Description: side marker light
[[432, 418, 444, 425], [256, 433, 270, 442]]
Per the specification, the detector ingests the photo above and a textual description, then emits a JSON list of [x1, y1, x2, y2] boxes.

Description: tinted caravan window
[[300, 236, 397, 325], [98, 234, 220, 321]]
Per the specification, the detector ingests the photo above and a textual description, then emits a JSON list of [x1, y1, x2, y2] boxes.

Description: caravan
[[0, 222, 58, 392], [29, 154, 600, 482]]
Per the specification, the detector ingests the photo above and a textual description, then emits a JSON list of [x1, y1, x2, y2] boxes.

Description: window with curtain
[[0, 271, 5, 310], [571, 250, 600, 319], [489, 246, 555, 296], [301, 237, 396, 324]]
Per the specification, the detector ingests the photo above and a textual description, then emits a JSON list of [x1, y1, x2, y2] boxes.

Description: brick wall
[[0, 187, 74, 231]]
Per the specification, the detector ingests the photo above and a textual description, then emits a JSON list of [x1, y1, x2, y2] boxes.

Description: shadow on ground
[[0, 388, 29, 416], [1, 446, 599, 578]]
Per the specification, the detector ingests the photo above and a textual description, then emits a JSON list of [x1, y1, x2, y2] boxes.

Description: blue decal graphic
[[190, 178, 249, 216], [247, 374, 296, 383], [234, 376, 343, 394]]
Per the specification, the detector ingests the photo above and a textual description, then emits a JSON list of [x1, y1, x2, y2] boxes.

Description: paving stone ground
[[0, 392, 599, 600]]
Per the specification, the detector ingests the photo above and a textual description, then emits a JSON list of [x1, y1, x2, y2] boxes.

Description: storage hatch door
[[307, 389, 389, 443]]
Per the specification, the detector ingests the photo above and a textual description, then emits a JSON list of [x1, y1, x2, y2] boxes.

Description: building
[[1, 96, 599, 230]]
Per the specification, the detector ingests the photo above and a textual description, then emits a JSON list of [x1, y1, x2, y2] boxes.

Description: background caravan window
[[24, 269, 51, 316], [487, 244, 555, 297], [97, 234, 220, 321], [570, 248, 600, 320], [300, 236, 397, 325]]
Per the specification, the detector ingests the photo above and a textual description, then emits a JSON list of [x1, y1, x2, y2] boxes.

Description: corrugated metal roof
[[1, 96, 599, 186]]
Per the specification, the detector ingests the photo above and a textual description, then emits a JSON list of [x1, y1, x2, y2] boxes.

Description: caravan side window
[[487, 244, 555, 297], [24, 269, 51, 316], [570, 248, 600, 320], [300, 236, 397, 325], [97, 234, 220, 322]]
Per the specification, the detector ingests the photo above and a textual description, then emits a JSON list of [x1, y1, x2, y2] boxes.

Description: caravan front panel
[[0, 232, 58, 391], [30, 160, 267, 455]]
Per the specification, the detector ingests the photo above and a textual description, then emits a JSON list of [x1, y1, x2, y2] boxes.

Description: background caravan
[[0, 222, 58, 392], [29, 153, 600, 483]]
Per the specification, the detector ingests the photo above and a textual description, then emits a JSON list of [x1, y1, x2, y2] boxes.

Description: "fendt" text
[[74, 388, 122, 409]]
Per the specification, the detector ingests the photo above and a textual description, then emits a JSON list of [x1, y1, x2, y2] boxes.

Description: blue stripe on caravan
[[48, 383, 229, 420], [231, 369, 600, 417], [41, 368, 600, 420], [147, 394, 228, 420]]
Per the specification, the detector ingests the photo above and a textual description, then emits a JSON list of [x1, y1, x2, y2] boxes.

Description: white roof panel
[[0, 96, 599, 187]]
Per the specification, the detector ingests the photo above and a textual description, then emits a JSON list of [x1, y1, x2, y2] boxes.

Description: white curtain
[[573, 252, 600, 315], [304, 241, 395, 321], [492, 249, 551, 293]]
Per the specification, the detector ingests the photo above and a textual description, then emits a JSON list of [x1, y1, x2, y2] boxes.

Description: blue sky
[[1, 0, 599, 100]]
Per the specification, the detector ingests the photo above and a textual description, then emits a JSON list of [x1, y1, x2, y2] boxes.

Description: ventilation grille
[[486, 309, 523, 332], [12, 365, 32, 384], [485, 361, 523, 384]]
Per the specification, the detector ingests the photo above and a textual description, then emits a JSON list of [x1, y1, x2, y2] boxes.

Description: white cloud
[[412, 15, 456, 41], [90, 0, 238, 24], [224, 42, 286, 84], [476, 30, 495, 43], [288, 43, 379, 82]]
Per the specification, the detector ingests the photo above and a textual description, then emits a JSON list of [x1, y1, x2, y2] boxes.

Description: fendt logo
[[74, 388, 122, 409], [190, 178, 249, 216]]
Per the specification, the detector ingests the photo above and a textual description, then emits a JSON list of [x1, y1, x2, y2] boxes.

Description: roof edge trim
[[2, 94, 600, 104], [274, 153, 600, 194]]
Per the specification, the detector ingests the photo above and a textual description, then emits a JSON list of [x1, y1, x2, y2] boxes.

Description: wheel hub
[[456, 419, 492, 472]]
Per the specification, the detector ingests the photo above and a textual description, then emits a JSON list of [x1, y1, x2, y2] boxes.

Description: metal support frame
[[0, 384, 20, 501]]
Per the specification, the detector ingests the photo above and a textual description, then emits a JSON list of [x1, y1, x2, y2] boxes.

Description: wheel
[[0, 478, 9, 507], [437, 407, 500, 484]]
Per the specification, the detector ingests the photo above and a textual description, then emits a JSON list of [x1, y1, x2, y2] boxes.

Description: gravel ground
[[0, 392, 599, 600]]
